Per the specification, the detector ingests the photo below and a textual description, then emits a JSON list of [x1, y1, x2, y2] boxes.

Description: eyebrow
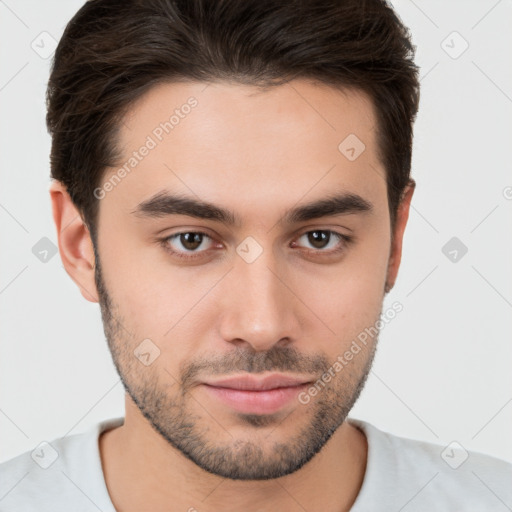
[[130, 189, 373, 226]]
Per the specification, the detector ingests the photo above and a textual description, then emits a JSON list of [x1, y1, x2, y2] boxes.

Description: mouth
[[201, 373, 313, 415]]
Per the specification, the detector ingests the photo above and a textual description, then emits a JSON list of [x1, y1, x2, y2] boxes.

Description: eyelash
[[158, 230, 353, 261]]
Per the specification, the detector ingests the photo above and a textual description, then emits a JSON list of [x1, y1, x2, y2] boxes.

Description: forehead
[[118, 78, 377, 157], [100, 79, 386, 224]]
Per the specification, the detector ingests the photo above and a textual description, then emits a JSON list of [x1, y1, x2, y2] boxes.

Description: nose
[[217, 248, 302, 352]]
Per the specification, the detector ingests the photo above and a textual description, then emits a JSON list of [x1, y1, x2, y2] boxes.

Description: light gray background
[[1, 0, 511, 465]]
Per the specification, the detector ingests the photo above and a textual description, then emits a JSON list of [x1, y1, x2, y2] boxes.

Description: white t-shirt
[[1, 416, 511, 511]]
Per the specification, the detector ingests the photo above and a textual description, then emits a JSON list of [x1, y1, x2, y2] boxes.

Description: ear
[[385, 180, 415, 293], [49, 180, 99, 303]]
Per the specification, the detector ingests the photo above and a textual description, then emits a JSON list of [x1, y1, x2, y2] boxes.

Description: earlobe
[[49, 180, 99, 303], [385, 180, 415, 293]]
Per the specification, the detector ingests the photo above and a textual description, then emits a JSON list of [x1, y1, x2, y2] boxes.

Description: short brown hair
[[46, 0, 420, 246]]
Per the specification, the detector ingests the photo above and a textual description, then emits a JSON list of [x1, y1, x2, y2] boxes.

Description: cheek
[[295, 273, 383, 346], [99, 236, 221, 365], [296, 233, 390, 341]]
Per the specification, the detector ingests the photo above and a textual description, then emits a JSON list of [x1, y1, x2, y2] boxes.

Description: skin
[[49, 79, 414, 512]]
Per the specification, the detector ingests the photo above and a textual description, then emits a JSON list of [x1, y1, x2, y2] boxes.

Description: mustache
[[178, 345, 329, 391]]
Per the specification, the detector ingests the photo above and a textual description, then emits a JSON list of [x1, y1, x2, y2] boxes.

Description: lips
[[201, 374, 313, 415], [202, 373, 312, 391]]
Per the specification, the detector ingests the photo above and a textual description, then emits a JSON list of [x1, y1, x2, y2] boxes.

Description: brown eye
[[306, 230, 331, 249], [161, 231, 214, 259], [160, 229, 352, 262], [295, 230, 348, 253], [179, 232, 204, 251]]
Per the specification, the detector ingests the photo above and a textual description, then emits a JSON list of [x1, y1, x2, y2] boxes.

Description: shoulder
[[0, 417, 123, 512], [349, 418, 512, 511]]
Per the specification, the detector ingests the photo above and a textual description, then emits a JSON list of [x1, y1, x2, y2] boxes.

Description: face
[[91, 79, 397, 480]]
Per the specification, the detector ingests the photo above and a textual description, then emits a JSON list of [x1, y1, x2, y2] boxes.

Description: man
[[1, 0, 510, 510]]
